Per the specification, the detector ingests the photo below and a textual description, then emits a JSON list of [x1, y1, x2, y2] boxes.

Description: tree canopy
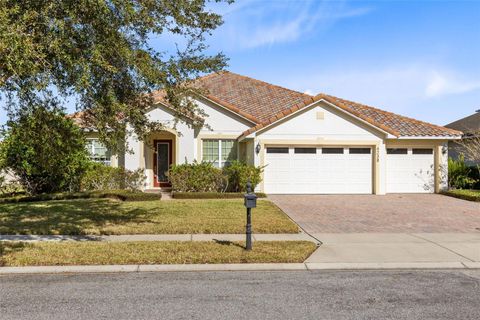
[[0, 0, 231, 151], [0, 103, 90, 194]]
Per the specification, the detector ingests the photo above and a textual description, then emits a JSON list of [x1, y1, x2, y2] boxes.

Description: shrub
[[222, 161, 263, 192], [168, 161, 226, 192], [172, 192, 267, 199], [0, 178, 24, 197], [448, 155, 477, 189], [0, 106, 90, 194], [469, 165, 480, 189], [80, 163, 145, 191]]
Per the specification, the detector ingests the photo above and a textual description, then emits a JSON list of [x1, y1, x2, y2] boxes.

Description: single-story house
[[74, 71, 462, 194], [445, 110, 480, 166]]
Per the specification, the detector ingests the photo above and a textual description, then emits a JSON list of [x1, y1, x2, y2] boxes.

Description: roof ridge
[[192, 70, 228, 83], [222, 71, 311, 97], [322, 93, 462, 135]]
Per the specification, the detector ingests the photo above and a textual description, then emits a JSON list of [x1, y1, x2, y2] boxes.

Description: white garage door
[[386, 148, 434, 193], [264, 146, 372, 194]]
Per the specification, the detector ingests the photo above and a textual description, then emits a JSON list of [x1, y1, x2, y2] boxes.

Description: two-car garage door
[[264, 146, 373, 194], [263, 146, 435, 194]]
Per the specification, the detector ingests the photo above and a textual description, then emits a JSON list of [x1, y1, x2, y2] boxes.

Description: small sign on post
[[244, 180, 257, 250]]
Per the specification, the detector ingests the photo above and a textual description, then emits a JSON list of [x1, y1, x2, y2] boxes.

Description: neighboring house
[[73, 71, 462, 194], [445, 110, 480, 166]]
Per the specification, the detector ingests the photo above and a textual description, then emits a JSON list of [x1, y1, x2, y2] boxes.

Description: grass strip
[[441, 189, 480, 202], [0, 241, 317, 266]]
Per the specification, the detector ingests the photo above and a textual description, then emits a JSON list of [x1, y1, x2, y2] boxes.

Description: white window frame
[[202, 139, 237, 168], [86, 138, 111, 166]]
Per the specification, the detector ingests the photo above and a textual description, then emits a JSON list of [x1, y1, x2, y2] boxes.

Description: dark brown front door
[[153, 140, 173, 187]]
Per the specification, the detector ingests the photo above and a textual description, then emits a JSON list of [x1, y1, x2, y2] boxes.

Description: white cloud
[[284, 65, 480, 104], [213, 0, 372, 50], [278, 65, 480, 125], [426, 71, 480, 97]]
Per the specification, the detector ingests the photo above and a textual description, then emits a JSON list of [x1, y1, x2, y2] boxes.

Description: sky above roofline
[[1, 0, 479, 127], [199, 0, 480, 127]]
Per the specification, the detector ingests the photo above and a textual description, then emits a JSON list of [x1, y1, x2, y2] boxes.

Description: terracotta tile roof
[[323, 95, 463, 137], [77, 71, 461, 138], [240, 92, 462, 138], [67, 111, 91, 127], [188, 71, 310, 123]]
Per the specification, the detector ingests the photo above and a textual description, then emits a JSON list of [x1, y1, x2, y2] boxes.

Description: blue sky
[[1, 0, 479, 126], [204, 0, 480, 126]]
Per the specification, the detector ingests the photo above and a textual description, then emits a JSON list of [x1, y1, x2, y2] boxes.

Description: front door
[[153, 140, 173, 187]]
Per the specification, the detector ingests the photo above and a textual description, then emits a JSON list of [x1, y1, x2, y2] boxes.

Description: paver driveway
[[269, 194, 480, 233]]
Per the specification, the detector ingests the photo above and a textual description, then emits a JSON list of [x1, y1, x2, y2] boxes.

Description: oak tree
[[0, 0, 230, 151]]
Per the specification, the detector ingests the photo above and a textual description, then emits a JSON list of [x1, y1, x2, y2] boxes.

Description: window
[[322, 148, 344, 154], [294, 148, 316, 154], [349, 148, 371, 154], [412, 148, 433, 155], [266, 147, 289, 154], [86, 139, 111, 165], [202, 139, 237, 167], [387, 148, 408, 154]]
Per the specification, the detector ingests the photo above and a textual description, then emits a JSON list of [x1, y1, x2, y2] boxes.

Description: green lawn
[[0, 198, 299, 235], [0, 241, 316, 266], [442, 189, 480, 202]]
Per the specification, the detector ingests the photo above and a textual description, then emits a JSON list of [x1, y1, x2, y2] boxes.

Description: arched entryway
[[143, 130, 177, 189]]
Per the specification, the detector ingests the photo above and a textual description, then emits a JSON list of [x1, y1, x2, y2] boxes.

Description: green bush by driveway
[[0, 199, 299, 235]]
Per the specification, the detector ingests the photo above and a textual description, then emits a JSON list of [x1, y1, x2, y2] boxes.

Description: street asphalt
[[1, 270, 480, 320]]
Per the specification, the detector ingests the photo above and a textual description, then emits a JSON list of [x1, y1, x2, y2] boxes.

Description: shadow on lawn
[[0, 199, 155, 235], [213, 239, 245, 249], [0, 242, 29, 266]]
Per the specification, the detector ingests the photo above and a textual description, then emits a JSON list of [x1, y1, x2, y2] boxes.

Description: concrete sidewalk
[[0, 233, 316, 242], [306, 233, 480, 265], [1, 233, 479, 274]]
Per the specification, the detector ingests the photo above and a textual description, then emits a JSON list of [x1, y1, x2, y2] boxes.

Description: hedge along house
[[72, 71, 462, 194]]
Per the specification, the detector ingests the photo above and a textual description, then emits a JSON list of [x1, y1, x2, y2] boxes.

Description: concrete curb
[[305, 262, 468, 270], [1, 262, 479, 275]]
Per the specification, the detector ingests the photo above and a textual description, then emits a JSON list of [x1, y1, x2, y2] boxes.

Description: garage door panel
[[264, 146, 372, 194], [386, 149, 434, 193]]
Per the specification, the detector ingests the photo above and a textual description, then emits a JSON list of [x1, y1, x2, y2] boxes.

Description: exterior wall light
[[255, 143, 261, 154]]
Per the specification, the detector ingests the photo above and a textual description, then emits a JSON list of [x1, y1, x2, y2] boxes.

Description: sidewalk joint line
[[408, 233, 476, 263]]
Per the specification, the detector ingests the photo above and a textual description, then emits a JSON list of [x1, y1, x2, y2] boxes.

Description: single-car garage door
[[264, 146, 372, 194], [386, 148, 434, 193]]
